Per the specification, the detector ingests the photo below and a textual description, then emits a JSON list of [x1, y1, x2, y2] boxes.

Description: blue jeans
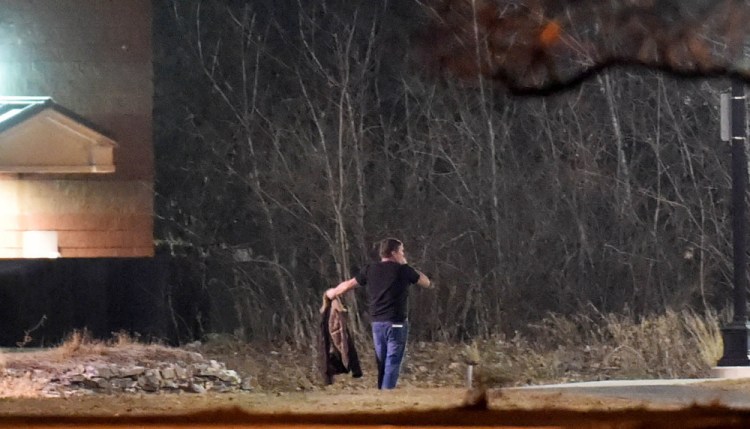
[[371, 321, 408, 389]]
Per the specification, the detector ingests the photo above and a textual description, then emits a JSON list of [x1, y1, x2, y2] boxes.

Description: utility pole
[[718, 79, 750, 367]]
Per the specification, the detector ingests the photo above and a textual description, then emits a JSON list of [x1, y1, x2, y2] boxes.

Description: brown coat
[[318, 295, 363, 384]]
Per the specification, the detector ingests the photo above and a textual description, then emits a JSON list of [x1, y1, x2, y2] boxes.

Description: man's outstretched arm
[[325, 278, 358, 299]]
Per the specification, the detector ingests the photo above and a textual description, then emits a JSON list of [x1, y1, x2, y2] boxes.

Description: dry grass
[[0, 311, 724, 397], [3, 330, 205, 375], [0, 372, 48, 398], [56, 329, 102, 358], [192, 308, 723, 392], [683, 309, 723, 367], [0, 330, 213, 398], [56, 329, 143, 358], [56, 330, 167, 359], [466, 308, 724, 385]]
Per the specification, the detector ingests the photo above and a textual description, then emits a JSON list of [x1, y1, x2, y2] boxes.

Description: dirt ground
[[0, 385, 655, 416], [2, 388, 750, 429], [0, 341, 642, 415], [2, 341, 750, 428]]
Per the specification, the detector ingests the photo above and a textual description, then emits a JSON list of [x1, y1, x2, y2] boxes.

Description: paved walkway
[[515, 378, 750, 408]]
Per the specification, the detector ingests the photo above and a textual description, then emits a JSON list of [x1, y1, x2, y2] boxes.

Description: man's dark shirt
[[356, 261, 420, 323]]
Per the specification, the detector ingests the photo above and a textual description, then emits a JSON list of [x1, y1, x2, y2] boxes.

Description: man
[[325, 238, 432, 389]]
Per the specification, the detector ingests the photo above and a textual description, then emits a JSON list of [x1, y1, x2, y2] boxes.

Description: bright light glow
[[0, 96, 50, 103], [0, 180, 19, 215], [0, 97, 51, 125], [22, 231, 60, 259], [0, 108, 23, 123]]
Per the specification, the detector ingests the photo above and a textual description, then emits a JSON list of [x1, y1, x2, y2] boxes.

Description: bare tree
[[155, 0, 737, 343]]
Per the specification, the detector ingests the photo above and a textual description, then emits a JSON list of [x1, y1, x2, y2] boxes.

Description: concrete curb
[[710, 366, 750, 379], [512, 378, 717, 390]]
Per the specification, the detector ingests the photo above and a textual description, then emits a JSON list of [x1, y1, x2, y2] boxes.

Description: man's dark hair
[[379, 238, 403, 259]]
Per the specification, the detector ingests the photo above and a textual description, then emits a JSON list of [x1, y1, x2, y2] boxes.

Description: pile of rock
[[5, 360, 252, 397]]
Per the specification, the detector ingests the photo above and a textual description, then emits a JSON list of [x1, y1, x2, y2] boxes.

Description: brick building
[[0, 1, 166, 346], [0, 0, 153, 258]]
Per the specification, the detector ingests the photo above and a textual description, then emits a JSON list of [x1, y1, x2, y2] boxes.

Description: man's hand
[[325, 288, 337, 299], [416, 271, 431, 289]]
